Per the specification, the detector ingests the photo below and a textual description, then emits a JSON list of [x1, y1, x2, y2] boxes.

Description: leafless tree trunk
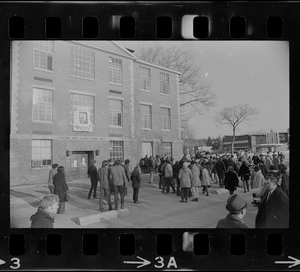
[[215, 104, 259, 154]]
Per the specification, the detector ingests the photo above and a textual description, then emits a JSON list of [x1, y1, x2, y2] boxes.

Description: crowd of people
[[30, 149, 289, 229]]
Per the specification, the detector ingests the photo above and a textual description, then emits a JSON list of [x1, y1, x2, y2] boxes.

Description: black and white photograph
[[10, 40, 289, 229]]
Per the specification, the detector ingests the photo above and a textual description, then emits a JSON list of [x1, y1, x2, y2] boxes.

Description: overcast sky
[[118, 41, 289, 139]]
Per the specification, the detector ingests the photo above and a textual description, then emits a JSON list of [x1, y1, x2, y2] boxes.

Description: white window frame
[[32, 87, 53, 123], [110, 141, 124, 161], [31, 139, 52, 168], [161, 106, 171, 130], [71, 92, 95, 124], [109, 57, 123, 85], [160, 72, 170, 95], [140, 66, 151, 92], [140, 103, 152, 130], [109, 98, 123, 127], [70, 45, 95, 80], [33, 41, 54, 72]]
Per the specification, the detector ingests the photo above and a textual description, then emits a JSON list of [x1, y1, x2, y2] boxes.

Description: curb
[[73, 208, 130, 226]]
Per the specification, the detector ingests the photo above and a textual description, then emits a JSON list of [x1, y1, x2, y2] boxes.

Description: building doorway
[[71, 151, 89, 179]]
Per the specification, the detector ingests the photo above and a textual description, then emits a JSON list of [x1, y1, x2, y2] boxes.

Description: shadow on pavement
[[10, 190, 41, 208]]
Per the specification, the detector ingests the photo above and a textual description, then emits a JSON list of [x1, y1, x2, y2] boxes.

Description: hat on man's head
[[226, 194, 247, 212], [268, 165, 278, 173]]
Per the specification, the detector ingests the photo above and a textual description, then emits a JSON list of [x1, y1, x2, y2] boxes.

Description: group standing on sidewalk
[[32, 149, 288, 228]]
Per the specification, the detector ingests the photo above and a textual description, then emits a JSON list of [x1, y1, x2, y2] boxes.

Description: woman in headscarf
[[178, 162, 193, 203], [53, 166, 69, 214], [131, 164, 141, 204]]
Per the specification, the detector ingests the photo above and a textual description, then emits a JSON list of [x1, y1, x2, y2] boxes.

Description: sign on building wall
[[73, 105, 93, 132], [279, 132, 288, 143]]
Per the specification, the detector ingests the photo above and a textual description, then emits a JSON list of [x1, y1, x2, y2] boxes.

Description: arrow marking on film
[[0, 259, 5, 266], [124, 256, 151, 268], [275, 256, 300, 268]]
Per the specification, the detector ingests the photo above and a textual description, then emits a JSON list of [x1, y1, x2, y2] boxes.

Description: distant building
[[10, 41, 182, 185], [222, 131, 289, 153]]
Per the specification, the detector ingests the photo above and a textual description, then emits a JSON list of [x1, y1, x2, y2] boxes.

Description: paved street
[[10, 174, 258, 228]]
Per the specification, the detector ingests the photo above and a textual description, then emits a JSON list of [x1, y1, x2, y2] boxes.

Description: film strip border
[[0, 2, 298, 40], [1, 1, 300, 270], [1, 230, 300, 270]]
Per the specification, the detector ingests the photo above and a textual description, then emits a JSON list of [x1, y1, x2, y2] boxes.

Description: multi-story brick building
[[10, 41, 182, 185]]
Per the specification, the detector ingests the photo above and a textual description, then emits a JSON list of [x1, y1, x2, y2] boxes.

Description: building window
[[109, 57, 122, 84], [71, 93, 95, 124], [31, 140, 52, 168], [142, 142, 153, 158], [160, 72, 170, 95], [161, 107, 171, 130], [110, 141, 124, 161], [109, 99, 123, 126], [141, 104, 152, 129], [33, 41, 54, 71], [32, 88, 53, 122], [70, 45, 95, 79], [162, 142, 172, 157], [140, 67, 151, 91]]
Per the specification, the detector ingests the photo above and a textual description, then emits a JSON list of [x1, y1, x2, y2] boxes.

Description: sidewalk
[[10, 179, 112, 228], [10, 174, 257, 228]]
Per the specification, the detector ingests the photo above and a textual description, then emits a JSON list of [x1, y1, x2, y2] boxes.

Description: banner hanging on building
[[73, 105, 93, 132]]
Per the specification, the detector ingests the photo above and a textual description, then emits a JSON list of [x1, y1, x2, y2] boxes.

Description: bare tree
[[215, 104, 259, 154], [136, 44, 216, 128]]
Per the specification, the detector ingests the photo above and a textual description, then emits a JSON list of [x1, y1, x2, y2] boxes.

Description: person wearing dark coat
[[87, 160, 99, 199], [53, 166, 69, 214], [224, 166, 240, 195], [30, 194, 60, 228], [239, 161, 251, 193], [131, 165, 141, 203], [216, 194, 248, 228], [277, 164, 289, 196], [215, 158, 226, 188], [259, 159, 268, 179], [255, 174, 289, 228]]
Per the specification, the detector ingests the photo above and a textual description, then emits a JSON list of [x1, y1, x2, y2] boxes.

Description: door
[[71, 152, 89, 179], [79, 153, 88, 178]]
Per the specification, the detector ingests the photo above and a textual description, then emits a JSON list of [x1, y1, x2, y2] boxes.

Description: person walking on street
[[190, 161, 200, 201], [98, 160, 113, 212], [131, 165, 141, 204], [53, 166, 69, 214], [30, 194, 60, 228], [87, 160, 99, 199], [215, 157, 226, 188], [239, 161, 251, 193], [216, 194, 248, 228], [48, 163, 58, 194], [255, 173, 289, 228], [178, 162, 193, 203], [201, 162, 211, 196], [147, 156, 155, 184], [110, 160, 128, 210], [224, 166, 239, 195], [163, 158, 174, 194]]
